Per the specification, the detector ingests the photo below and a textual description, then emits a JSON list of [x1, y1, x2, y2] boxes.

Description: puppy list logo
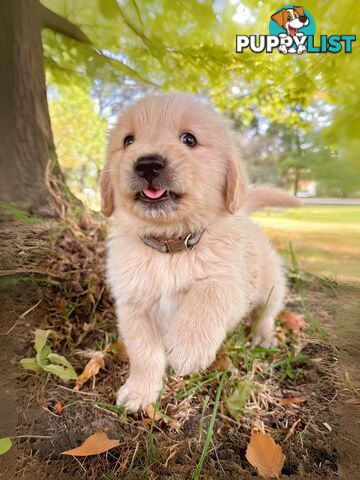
[[236, 5, 356, 55]]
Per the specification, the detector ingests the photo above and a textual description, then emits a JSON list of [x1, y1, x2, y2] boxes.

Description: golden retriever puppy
[[100, 94, 300, 412]]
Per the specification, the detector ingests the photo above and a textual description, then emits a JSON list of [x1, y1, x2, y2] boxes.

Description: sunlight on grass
[[254, 206, 360, 284]]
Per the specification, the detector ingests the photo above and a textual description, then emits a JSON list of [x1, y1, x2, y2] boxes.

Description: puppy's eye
[[124, 135, 135, 148], [180, 132, 197, 147], [288, 15, 292, 20]]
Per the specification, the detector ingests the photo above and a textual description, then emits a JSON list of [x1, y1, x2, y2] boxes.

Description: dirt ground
[[0, 209, 359, 480]]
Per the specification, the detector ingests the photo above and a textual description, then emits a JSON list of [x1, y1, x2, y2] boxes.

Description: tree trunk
[[0, 0, 61, 216], [293, 167, 300, 196], [293, 131, 302, 197]]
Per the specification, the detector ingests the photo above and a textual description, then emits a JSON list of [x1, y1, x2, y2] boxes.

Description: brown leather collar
[[141, 230, 204, 254]]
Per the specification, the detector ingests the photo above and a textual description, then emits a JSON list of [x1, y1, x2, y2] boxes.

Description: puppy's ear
[[225, 150, 247, 214], [294, 6, 305, 16], [271, 9, 287, 27], [99, 167, 114, 217]]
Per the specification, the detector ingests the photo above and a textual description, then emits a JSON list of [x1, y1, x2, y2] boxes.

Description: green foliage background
[[42, 0, 360, 206]]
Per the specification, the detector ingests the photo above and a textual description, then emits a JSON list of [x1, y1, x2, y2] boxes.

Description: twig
[[56, 385, 98, 396], [210, 440, 225, 475], [0, 269, 62, 279], [93, 405, 119, 418], [75, 286, 105, 346], [0, 298, 43, 336], [338, 434, 360, 446], [284, 418, 302, 442], [125, 440, 140, 474], [71, 455, 87, 476]]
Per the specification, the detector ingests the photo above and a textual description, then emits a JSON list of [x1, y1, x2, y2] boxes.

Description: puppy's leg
[[116, 303, 166, 412], [165, 277, 242, 376], [252, 271, 286, 348]]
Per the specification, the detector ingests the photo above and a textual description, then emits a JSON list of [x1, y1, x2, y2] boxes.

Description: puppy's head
[[100, 94, 246, 234]]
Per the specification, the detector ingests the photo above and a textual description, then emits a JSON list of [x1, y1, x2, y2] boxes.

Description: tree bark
[[0, 0, 62, 216], [293, 131, 302, 197], [293, 167, 300, 196]]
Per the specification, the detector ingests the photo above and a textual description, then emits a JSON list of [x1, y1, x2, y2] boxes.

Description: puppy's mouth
[[136, 188, 181, 204]]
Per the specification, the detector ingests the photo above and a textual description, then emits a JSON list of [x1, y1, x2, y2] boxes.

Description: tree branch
[[92, 48, 160, 88], [40, 4, 91, 44], [116, 3, 151, 47]]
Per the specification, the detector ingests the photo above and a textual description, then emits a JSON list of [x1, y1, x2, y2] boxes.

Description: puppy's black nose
[[299, 15, 307, 22], [135, 155, 166, 181]]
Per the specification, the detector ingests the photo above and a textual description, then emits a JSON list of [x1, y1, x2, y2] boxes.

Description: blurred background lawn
[[254, 206, 360, 284]]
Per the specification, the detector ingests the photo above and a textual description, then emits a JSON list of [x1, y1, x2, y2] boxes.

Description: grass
[[343, 371, 360, 399], [0, 276, 60, 289], [0, 200, 44, 224], [254, 205, 360, 284], [194, 372, 226, 480], [197, 395, 210, 442], [144, 399, 162, 472], [256, 205, 360, 225], [175, 371, 223, 400]]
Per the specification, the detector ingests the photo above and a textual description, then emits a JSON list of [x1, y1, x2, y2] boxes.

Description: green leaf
[[20, 357, 41, 372], [33, 329, 53, 367], [36, 345, 52, 368], [226, 378, 253, 420], [20, 330, 77, 381], [47, 353, 77, 372], [34, 329, 50, 355], [0, 438, 12, 455], [43, 363, 78, 382]]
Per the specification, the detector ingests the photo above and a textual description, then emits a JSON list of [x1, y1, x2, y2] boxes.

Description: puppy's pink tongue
[[143, 188, 166, 199]]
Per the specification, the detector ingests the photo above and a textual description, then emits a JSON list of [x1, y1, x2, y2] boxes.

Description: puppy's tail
[[242, 186, 302, 214]]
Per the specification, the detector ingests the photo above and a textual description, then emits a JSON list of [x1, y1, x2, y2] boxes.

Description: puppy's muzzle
[[299, 15, 308, 23], [135, 155, 166, 182]]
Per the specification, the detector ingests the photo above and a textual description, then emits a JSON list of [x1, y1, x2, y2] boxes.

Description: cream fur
[[101, 94, 297, 412]]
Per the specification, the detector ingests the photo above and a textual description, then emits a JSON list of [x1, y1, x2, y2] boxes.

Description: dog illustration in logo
[[271, 6, 309, 36], [271, 6, 309, 54]]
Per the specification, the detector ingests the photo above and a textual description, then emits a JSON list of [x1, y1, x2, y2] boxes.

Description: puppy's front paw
[[252, 326, 278, 349], [165, 332, 220, 376], [116, 379, 161, 412]]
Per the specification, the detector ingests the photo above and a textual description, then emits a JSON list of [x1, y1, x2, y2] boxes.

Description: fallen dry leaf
[[212, 351, 232, 371], [62, 431, 119, 456], [141, 418, 154, 427], [246, 429, 285, 479], [146, 404, 162, 421], [279, 395, 307, 406], [280, 311, 309, 331], [112, 340, 129, 362], [54, 401, 64, 413], [74, 352, 105, 391]]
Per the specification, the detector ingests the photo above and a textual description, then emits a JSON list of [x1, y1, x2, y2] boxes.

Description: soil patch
[[326, 285, 360, 478], [0, 209, 50, 479]]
